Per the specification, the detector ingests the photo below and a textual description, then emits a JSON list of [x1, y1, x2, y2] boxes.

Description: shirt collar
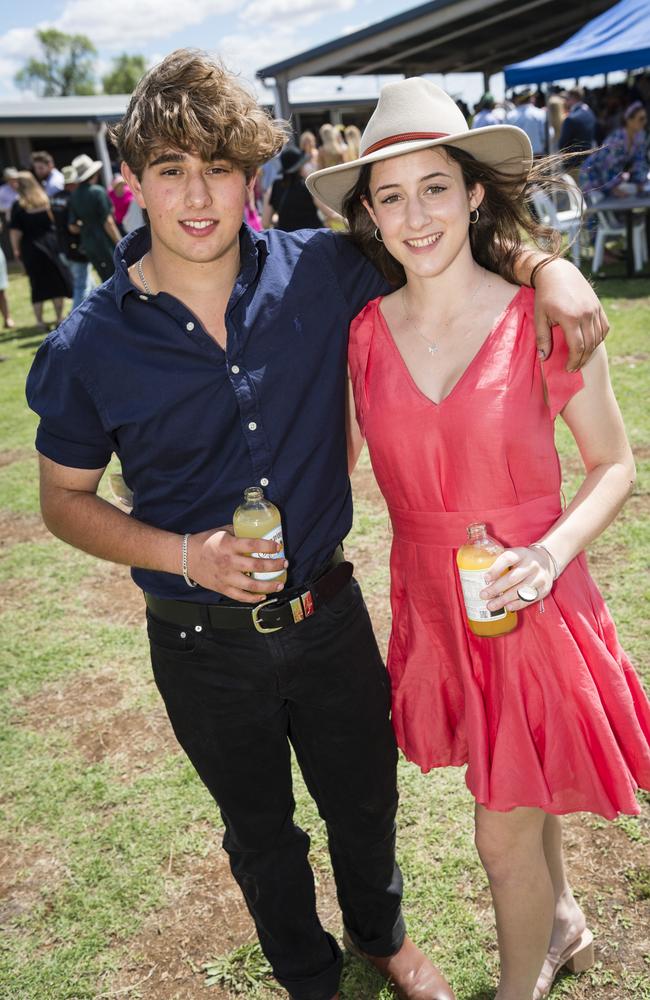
[[113, 223, 269, 311]]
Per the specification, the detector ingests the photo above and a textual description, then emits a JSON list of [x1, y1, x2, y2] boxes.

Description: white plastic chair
[[530, 177, 584, 266], [589, 194, 648, 273]]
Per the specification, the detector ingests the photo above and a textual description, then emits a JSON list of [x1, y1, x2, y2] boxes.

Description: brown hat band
[[364, 131, 449, 155]]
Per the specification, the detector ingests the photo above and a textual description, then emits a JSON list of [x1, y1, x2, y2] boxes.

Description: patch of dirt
[[17, 667, 127, 732], [0, 448, 31, 469], [99, 836, 341, 1000], [73, 706, 179, 779], [557, 811, 650, 997], [0, 510, 50, 548], [0, 839, 66, 930], [17, 666, 179, 782], [610, 352, 650, 365], [77, 560, 145, 626]]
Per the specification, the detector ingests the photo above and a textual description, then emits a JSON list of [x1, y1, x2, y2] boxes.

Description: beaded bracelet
[[182, 532, 197, 588]]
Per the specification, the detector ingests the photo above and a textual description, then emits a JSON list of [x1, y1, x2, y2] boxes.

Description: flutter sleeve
[[540, 325, 585, 419], [347, 299, 379, 437]]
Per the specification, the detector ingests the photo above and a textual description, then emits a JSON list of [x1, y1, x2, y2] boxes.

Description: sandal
[[533, 928, 594, 999]]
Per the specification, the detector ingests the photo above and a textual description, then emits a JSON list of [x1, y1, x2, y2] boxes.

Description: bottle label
[[251, 526, 285, 580], [458, 568, 507, 622]]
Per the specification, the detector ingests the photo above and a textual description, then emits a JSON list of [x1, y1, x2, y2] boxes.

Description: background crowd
[[0, 150, 143, 330], [0, 70, 648, 330]]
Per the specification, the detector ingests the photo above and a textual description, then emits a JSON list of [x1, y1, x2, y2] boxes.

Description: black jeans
[[148, 578, 405, 1000]]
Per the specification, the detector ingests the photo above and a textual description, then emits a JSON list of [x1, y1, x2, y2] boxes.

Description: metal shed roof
[[257, 0, 617, 82], [0, 94, 131, 125]]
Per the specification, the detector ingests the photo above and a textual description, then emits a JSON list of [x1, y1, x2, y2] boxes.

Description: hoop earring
[[469, 208, 480, 224], [374, 227, 384, 243]]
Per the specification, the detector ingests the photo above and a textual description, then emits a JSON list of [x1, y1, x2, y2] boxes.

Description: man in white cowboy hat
[[27, 53, 608, 1000], [50, 164, 94, 310], [69, 153, 122, 281]]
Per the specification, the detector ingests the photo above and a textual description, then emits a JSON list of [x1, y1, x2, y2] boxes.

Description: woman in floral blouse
[[579, 101, 648, 199]]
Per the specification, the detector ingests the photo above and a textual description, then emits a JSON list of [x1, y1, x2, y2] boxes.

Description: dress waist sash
[[389, 494, 562, 548]]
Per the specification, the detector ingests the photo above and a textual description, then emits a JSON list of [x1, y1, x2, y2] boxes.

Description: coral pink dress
[[349, 286, 650, 818]]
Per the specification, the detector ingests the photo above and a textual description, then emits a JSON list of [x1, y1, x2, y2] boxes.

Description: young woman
[[580, 100, 648, 198], [9, 171, 71, 329], [307, 79, 650, 1000]]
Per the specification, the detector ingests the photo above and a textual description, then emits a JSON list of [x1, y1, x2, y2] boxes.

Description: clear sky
[[0, 0, 503, 109]]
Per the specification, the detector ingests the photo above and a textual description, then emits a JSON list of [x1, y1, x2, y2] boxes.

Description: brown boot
[[343, 930, 455, 1000]]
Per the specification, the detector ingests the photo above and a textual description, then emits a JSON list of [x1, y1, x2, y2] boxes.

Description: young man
[[26, 50, 609, 1000], [30, 150, 65, 196]]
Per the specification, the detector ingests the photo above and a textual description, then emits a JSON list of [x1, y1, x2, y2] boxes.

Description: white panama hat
[[306, 78, 533, 215], [71, 153, 103, 183]]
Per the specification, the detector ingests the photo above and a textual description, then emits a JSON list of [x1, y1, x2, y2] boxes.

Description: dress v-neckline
[[376, 285, 525, 407]]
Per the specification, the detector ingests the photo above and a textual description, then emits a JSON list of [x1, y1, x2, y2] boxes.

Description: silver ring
[[517, 585, 538, 603]]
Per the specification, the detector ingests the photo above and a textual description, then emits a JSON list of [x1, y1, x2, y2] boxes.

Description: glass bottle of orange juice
[[233, 486, 287, 585], [456, 522, 517, 636]]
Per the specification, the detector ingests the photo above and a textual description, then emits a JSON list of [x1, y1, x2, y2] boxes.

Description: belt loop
[[200, 603, 211, 629]]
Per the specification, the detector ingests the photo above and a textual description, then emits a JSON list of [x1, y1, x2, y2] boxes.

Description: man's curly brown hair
[[109, 49, 290, 178]]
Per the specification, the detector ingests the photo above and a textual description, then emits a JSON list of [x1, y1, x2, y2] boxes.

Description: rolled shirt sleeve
[[26, 332, 115, 469]]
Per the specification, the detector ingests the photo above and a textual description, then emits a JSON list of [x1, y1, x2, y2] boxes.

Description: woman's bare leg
[[475, 803, 554, 1000], [33, 300, 46, 328], [53, 297, 64, 323], [534, 815, 588, 995], [0, 290, 13, 327]]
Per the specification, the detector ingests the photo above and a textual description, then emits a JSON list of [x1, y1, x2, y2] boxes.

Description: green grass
[[1, 266, 649, 999]]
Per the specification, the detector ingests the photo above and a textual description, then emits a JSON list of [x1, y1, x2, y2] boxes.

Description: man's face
[[122, 151, 253, 268], [32, 160, 51, 180]]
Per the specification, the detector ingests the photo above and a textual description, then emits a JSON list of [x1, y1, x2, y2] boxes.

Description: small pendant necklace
[[402, 270, 487, 356]]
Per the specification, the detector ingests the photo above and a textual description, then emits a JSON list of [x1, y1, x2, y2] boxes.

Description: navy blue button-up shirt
[[26, 224, 388, 601]]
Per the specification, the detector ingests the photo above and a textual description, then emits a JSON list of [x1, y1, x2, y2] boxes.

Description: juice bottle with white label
[[456, 522, 517, 637], [233, 486, 287, 584]]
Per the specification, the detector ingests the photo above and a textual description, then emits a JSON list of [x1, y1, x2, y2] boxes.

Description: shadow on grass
[[0, 324, 50, 346], [586, 262, 650, 298]]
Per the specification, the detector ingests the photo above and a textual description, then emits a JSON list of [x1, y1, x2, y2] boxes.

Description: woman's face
[[628, 109, 647, 133], [362, 147, 483, 279]]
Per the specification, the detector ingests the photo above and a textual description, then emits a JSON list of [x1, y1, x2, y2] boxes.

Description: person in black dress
[[263, 145, 323, 231], [9, 171, 72, 330]]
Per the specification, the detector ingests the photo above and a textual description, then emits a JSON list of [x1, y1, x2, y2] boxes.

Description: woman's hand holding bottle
[[480, 545, 558, 613]]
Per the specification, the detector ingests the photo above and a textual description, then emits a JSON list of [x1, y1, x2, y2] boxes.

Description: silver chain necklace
[[137, 254, 153, 295], [402, 270, 487, 356]]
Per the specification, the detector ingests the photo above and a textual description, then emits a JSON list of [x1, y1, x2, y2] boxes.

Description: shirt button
[[186, 321, 195, 331], [248, 421, 257, 431], [260, 477, 269, 487], [231, 365, 240, 374], [138, 294, 148, 301]]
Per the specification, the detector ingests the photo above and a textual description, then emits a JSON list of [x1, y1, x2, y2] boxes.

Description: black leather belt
[[144, 547, 352, 634]]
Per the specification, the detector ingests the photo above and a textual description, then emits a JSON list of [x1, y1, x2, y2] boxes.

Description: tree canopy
[[15, 28, 97, 96], [102, 54, 147, 95]]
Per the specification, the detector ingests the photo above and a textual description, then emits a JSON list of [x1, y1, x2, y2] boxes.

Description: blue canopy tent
[[504, 0, 650, 86]]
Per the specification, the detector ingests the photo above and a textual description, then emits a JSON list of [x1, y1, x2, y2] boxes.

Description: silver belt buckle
[[252, 597, 282, 634]]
